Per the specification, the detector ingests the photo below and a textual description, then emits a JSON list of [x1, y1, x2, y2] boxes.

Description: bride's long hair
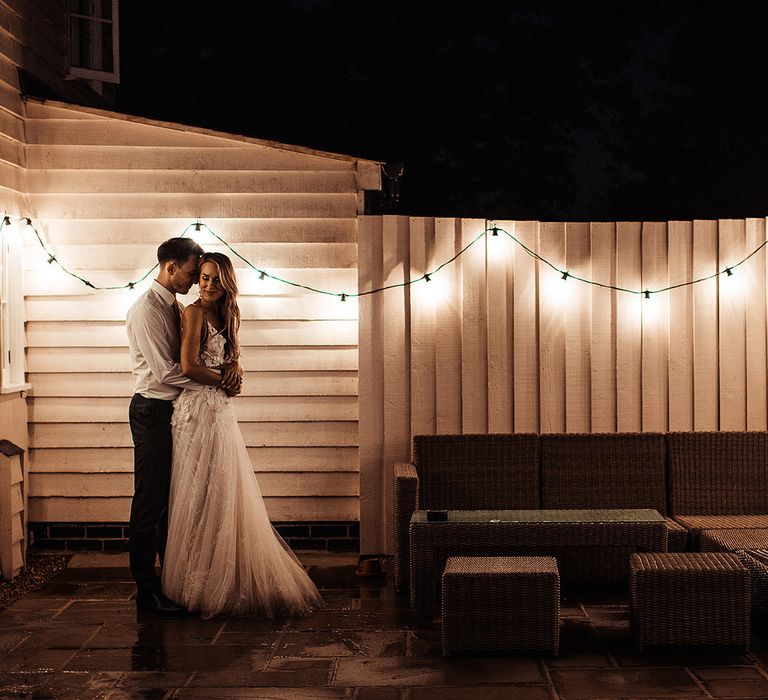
[[199, 251, 241, 362]]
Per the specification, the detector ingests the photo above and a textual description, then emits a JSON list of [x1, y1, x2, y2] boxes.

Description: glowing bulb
[[641, 290, 662, 324], [486, 226, 508, 260], [188, 222, 214, 246], [19, 217, 34, 242], [419, 272, 446, 304], [539, 265, 572, 309], [720, 263, 745, 299]]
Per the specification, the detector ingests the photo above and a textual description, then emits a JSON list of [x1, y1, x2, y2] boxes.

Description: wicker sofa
[[540, 433, 688, 552], [394, 431, 768, 592], [394, 434, 540, 592], [667, 431, 768, 546]]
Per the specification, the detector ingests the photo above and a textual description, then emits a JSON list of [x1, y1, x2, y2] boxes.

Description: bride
[[162, 251, 323, 618]]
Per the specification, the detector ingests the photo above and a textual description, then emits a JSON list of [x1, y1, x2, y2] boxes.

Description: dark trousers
[[128, 394, 174, 595]]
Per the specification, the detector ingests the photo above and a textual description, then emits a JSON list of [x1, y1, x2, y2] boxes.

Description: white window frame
[[0, 218, 28, 394], [68, 0, 120, 84]]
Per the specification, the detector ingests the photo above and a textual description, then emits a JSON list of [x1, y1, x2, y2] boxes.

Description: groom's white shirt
[[126, 280, 205, 400]]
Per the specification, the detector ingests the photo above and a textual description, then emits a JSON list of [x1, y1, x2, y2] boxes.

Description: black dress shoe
[[136, 591, 189, 616]]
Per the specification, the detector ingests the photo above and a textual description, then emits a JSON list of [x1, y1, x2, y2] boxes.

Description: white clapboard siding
[[26, 319, 358, 347], [27, 347, 358, 373], [23, 242, 357, 271], [27, 170, 359, 194], [0, 40, 26, 212], [27, 371, 358, 397], [29, 472, 358, 498], [28, 497, 358, 523], [30, 422, 358, 449], [28, 396, 359, 423], [26, 294, 358, 321], [23, 100, 380, 525], [358, 216, 768, 553], [30, 446, 359, 473], [24, 268, 359, 294], [27, 145, 356, 171], [25, 220, 358, 245], [29, 192, 357, 220]]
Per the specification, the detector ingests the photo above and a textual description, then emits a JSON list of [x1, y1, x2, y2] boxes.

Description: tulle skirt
[[162, 387, 323, 618]]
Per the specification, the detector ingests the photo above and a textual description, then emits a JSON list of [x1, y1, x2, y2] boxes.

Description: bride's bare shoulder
[[182, 301, 203, 319]]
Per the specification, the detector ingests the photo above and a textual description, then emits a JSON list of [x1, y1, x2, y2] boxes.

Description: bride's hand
[[220, 361, 242, 392]]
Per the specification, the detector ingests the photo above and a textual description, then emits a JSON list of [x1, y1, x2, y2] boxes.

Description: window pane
[[101, 21, 114, 71], [70, 17, 114, 72], [70, 0, 112, 20]]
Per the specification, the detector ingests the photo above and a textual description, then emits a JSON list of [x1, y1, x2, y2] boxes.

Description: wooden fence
[[358, 216, 768, 553]]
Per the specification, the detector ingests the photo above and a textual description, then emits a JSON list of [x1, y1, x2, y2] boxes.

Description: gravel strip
[[0, 553, 72, 611]]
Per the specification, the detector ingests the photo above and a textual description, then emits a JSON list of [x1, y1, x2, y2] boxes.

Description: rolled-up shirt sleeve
[[130, 304, 206, 391]]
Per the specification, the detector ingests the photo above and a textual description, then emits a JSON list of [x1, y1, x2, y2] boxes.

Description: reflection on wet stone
[[6, 552, 768, 698]]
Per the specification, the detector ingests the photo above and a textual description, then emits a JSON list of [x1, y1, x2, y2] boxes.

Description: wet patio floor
[[2, 552, 768, 698]]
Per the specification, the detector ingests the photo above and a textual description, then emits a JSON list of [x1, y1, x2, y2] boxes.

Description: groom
[[126, 237, 241, 615]]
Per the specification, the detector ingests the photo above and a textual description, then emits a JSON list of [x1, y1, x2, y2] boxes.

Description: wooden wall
[[0, 1, 26, 215], [23, 99, 380, 525], [0, 0, 115, 109], [358, 216, 768, 553]]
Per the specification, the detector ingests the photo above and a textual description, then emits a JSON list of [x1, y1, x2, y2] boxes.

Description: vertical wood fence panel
[[539, 222, 566, 433], [486, 220, 513, 432], [668, 221, 694, 431], [746, 218, 768, 430], [589, 222, 616, 432], [460, 219, 488, 433], [380, 217, 411, 553], [616, 222, 642, 432], [641, 222, 669, 432], [358, 215, 768, 552], [357, 217, 384, 552], [565, 222, 591, 433], [719, 219, 747, 430], [434, 219, 463, 433], [693, 220, 719, 430], [512, 220, 539, 433], [409, 217, 436, 438]]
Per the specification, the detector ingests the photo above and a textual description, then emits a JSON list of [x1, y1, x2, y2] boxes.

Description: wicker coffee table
[[410, 508, 667, 618]]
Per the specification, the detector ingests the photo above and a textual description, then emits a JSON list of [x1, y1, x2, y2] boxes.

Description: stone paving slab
[[549, 668, 709, 699], [4, 553, 768, 698]]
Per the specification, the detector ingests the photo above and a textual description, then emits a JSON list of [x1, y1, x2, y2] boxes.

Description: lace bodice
[[200, 322, 226, 367]]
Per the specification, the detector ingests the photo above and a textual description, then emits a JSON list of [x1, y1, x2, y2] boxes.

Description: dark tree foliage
[[119, 1, 768, 220]]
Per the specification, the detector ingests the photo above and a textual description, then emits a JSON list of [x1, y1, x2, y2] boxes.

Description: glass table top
[[411, 508, 665, 524]]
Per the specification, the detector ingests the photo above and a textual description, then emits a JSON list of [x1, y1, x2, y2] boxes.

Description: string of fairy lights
[[2, 215, 767, 300]]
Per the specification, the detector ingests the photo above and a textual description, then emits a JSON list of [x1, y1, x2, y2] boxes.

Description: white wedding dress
[[162, 322, 323, 618]]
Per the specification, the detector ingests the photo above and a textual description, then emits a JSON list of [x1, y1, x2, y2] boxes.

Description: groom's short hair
[[157, 237, 204, 265]]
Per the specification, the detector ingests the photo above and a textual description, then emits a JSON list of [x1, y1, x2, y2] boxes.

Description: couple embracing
[[126, 237, 322, 618]]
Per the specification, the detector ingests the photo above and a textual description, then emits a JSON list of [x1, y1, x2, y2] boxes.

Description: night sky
[[118, 1, 768, 222]]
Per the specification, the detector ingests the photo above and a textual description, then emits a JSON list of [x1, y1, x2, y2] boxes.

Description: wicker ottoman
[[441, 556, 560, 656], [630, 552, 750, 652]]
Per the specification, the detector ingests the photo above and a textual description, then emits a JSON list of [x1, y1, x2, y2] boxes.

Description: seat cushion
[[674, 514, 768, 546]]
